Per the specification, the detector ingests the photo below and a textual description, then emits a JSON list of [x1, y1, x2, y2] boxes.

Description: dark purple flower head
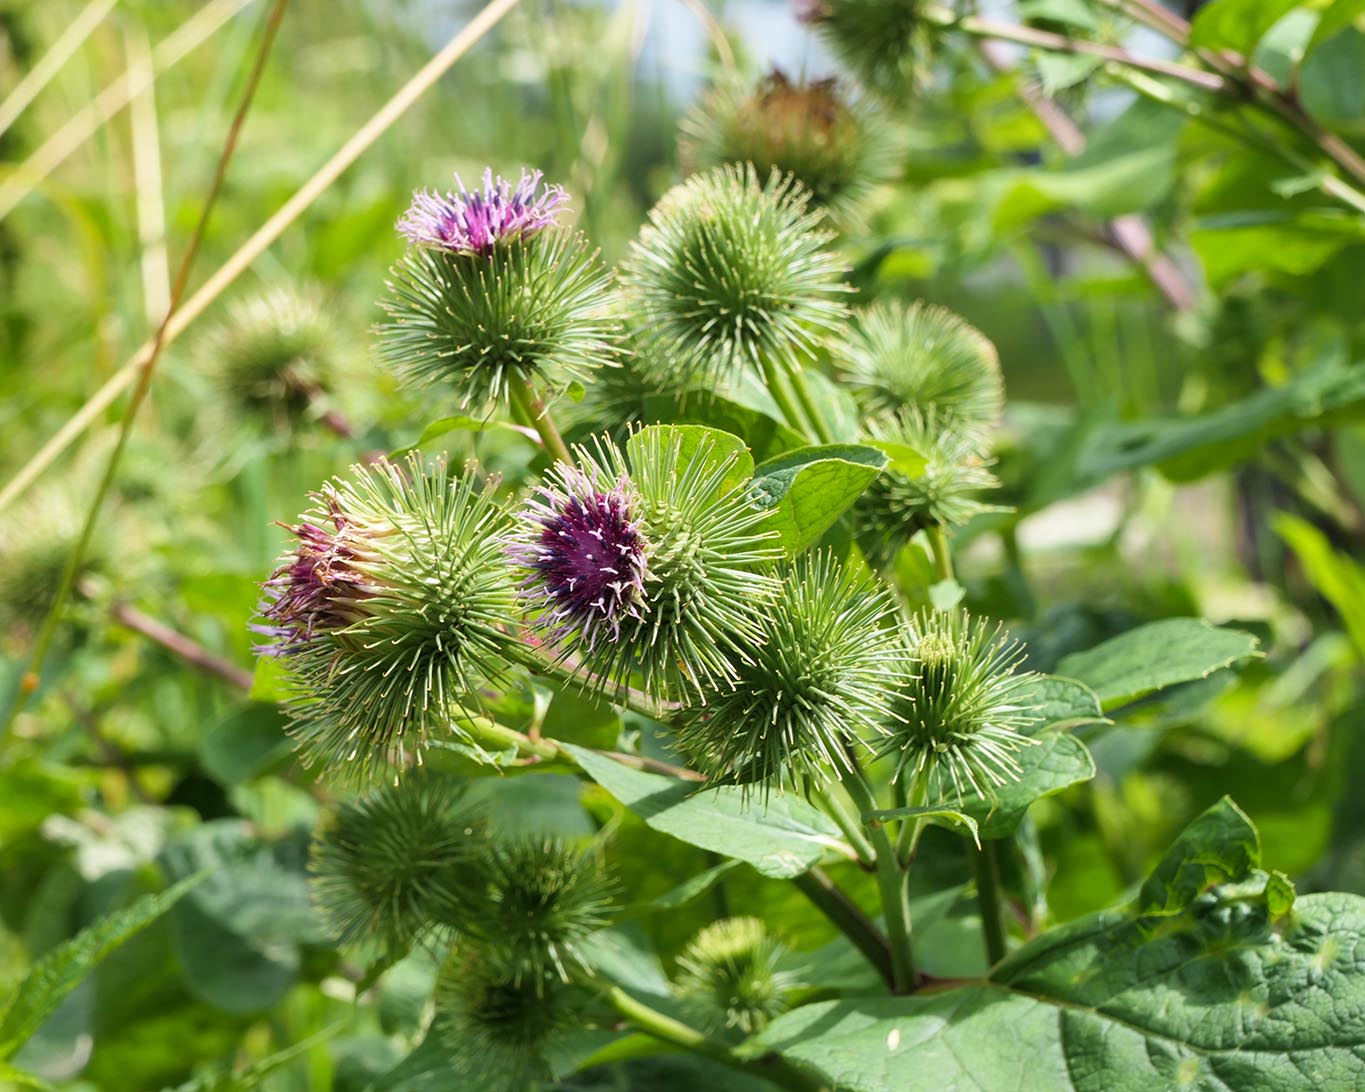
[[508, 466, 649, 651], [396, 168, 568, 256], [255, 498, 375, 655]]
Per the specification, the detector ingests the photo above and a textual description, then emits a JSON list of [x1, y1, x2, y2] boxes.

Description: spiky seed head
[[797, 0, 924, 102], [397, 168, 567, 255], [675, 551, 908, 791], [680, 70, 898, 226], [201, 284, 338, 426], [436, 945, 592, 1092], [309, 772, 486, 951], [855, 408, 1001, 570], [619, 163, 850, 390], [509, 427, 782, 700], [255, 455, 518, 782], [378, 169, 618, 410], [442, 838, 617, 986], [675, 917, 797, 1036], [837, 301, 1003, 433], [878, 610, 1040, 798], [0, 486, 105, 635]]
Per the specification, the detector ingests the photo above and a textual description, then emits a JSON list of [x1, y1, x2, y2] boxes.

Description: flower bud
[[797, 0, 924, 102], [878, 609, 1039, 797], [255, 455, 517, 781], [675, 551, 907, 790], [675, 917, 796, 1036], [378, 168, 618, 410], [619, 164, 849, 390]]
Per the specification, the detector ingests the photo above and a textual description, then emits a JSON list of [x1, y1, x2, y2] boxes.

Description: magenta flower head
[[506, 464, 648, 653], [396, 168, 567, 256]]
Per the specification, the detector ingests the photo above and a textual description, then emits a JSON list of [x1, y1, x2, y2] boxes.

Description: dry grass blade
[[0, 0, 120, 140], [0, 0, 525, 517]]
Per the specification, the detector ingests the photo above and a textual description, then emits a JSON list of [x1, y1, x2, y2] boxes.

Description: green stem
[[928, 524, 955, 583], [893, 771, 928, 862], [759, 356, 819, 441], [786, 365, 836, 445], [792, 867, 894, 991], [508, 376, 573, 465], [506, 641, 680, 724], [817, 785, 877, 867], [840, 771, 917, 993], [974, 840, 1008, 967], [603, 986, 825, 1092]]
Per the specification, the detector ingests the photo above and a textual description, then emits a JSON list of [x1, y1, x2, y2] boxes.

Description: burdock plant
[[309, 772, 486, 951], [508, 427, 782, 699], [837, 300, 1003, 433], [680, 71, 898, 226], [880, 609, 1040, 797], [675, 550, 907, 790], [797, 0, 925, 101], [378, 169, 618, 413], [675, 917, 797, 1036], [619, 164, 849, 391], [257, 454, 517, 781]]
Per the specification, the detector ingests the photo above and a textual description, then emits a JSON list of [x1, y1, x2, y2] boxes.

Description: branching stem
[[793, 866, 895, 991], [975, 840, 1009, 966], [841, 769, 917, 993], [509, 376, 573, 465]]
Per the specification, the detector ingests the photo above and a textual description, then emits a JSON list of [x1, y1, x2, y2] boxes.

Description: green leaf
[[564, 746, 847, 878], [749, 444, 887, 554], [627, 424, 753, 498], [649, 859, 744, 910], [1028, 675, 1106, 730], [1301, 27, 1365, 136], [158, 1022, 343, 1092], [198, 703, 292, 786], [1277, 512, 1365, 657], [1138, 797, 1259, 915], [638, 391, 805, 465], [389, 413, 535, 459], [759, 857, 1365, 1089], [947, 733, 1097, 839], [864, 805, 980, 847], [0, 1061, 54, 1090], [1056, 618, 1261, 711], [1308, 0, 1365, 51], [1189, 0, 1299, 53], [0, 874, 203, 1060]]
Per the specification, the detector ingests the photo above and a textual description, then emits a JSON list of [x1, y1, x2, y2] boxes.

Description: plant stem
[[928, 524, 955, 583], [974, 840, 1008, 966], [603, 986, 824, 1092], [817, 785, 877, 867], [109, 601, 254, 692], [507, 641, 681, 723], [509, 376, 573, 465], [759, 356, 819, 441], [840, 770, 917, 993], [786, 366, 836, 445], [792, 867, 894, 991]]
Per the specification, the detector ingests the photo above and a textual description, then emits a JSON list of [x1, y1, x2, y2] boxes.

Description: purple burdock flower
[[396, 168, 568, 256], [509, 466, 649, 652], [255, 499, 375, 655]]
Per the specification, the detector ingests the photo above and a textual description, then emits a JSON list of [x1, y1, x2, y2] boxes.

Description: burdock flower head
[[855, 407, 1001, 570], [838, 300, 1004, 435], [878, 609, 1039, 797], [675, 551, 908, 791], [508, 426, 781, 699], [676, 917, 797, 1037], [680, 70, 898, 226], [796, 0, 926, 102], [379, 167, 617, 409], [397, 168, 566, 255], [619, 164, 849, 390], [309, 772, 487, 952], [256, 455, 518, 781]]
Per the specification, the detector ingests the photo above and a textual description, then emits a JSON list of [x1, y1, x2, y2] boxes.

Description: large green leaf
[[1189, 0, 1300, 53], [1056, 618, 1260, 711], [1277, 512, 1365, 657], [1138, 797, 1261, 915], [638, 391, 805, 464], [749, 444, 887, 554], [0, 875, 202, 1060], [951, 733, 1096, 840], [564, 746, 847, 878], [627, 424, 753, 498], [1301, 27, 1365, 137], [757, 805, 1365, 1090]]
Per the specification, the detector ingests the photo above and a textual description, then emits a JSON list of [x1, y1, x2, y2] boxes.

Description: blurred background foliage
[[1, 0, 1364, 1087]]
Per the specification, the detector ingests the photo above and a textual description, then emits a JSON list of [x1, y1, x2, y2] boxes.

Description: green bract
[[260, 456, 518, 781], [680, 71, 898, 225], [619, 164, 849, 389], [675, 916, 797, 1036], [880, 609, 1040, 797], [377, 229, 618, 409], [855, 408, 1001, 569], [675, 550, 906, 789], [837, 300, 1003, 433], [442, 837, 617, 985], [308, 773, 485, 950]]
